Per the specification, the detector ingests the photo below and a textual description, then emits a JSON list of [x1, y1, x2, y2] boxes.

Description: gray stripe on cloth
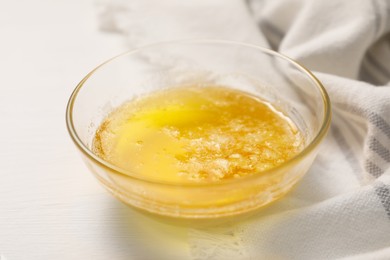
[[332, 125, 363, 177], [369, 137, 390, 162], [375, 182, 390, 219], [367, 111, 390, 140], [335, 103, 390, 141], [366, 160, 385, 178], [335, 103, 389, 178]]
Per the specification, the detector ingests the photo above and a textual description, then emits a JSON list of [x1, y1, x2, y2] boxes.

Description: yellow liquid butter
[[93, 86, 303, 184]]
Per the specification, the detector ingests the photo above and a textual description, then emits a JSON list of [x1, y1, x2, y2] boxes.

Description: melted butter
[[93, 86, 303, 183]]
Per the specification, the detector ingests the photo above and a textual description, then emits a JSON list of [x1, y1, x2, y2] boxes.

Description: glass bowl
[[66, 40, 331, 219]]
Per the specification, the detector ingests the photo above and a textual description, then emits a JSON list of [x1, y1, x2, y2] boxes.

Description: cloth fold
[[97, 0, 390, 259]]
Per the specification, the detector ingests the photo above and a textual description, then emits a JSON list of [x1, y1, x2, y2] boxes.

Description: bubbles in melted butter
[[93, 86, 304, 183]]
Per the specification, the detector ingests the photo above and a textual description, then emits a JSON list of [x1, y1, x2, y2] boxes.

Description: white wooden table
[[0, 1, 191, 259]]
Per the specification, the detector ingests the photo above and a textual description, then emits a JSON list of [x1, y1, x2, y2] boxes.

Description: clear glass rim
[[66, 39, 331, 188]]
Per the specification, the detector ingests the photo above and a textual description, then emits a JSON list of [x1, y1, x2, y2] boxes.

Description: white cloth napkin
[[98, 0, 390, 259]]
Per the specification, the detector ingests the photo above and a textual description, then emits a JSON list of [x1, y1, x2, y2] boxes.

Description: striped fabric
[[99, 0, 390, 259]]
